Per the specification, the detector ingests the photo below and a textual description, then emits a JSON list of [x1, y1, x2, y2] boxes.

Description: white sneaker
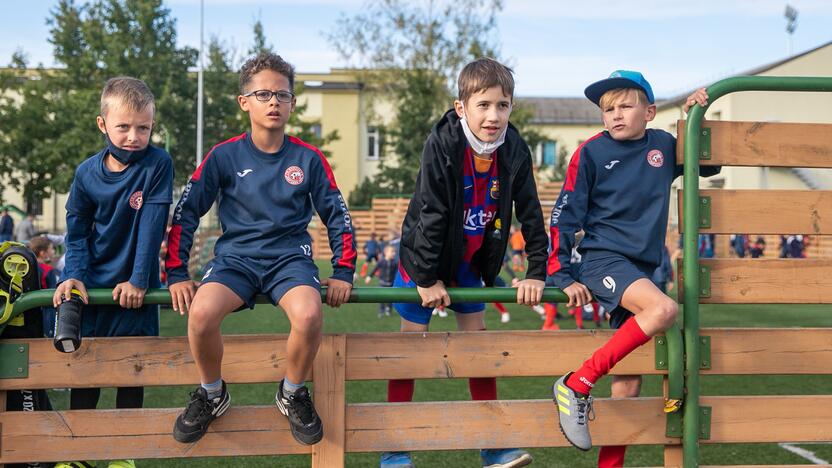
[[532, 304, 545, 316], [432, 308, 439, 316], [501, 312, 511, 323], [438, 308, 448, 318]]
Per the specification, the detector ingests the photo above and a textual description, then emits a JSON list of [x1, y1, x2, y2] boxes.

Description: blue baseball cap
[[584, 70, 655, 107]]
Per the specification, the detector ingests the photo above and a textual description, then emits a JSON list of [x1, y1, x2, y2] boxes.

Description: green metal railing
[[682, 75, 832, 467]]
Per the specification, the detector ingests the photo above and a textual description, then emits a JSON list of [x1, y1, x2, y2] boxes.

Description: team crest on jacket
[[284, 166, 304, 185], [489, 179, 500, 200], [647, 149, 664, 168], [129, 191, 143, 210]]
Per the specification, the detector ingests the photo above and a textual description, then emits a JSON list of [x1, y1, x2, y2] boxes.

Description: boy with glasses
[[167, 53, 356, 446]]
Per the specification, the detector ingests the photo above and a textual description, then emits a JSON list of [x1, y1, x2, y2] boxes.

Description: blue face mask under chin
[[103, 132, 149, 165]]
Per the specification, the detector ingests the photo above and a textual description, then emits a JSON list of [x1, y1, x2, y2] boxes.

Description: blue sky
[[1, 0, 830, 98]]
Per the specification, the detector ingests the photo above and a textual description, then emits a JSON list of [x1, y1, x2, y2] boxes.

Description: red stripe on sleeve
[[165, 224, 183, 271], [338, 232, 357, 269], [288, 135, 337, 189], [547, 226, 561, 276]]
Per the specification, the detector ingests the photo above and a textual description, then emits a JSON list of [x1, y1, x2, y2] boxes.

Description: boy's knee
[[289, 304, 323, 334], [188, 303, 222, 336], [655, 298, 678, 330]]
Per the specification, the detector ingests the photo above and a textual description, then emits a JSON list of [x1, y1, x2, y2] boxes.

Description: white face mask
[[459, 106, 509, 155]]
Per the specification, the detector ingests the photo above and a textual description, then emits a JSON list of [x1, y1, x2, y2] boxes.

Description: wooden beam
[[706, 328, 832, 375], [344, 330, 660, 380], [678, 259, 832, 304], [676, 120, 832, 168], [0, 406, 309, 464], [703, 395, 832, 444], [1, 331, 663, 390], [345, 398, 675, 452], [678, 190, 832, 235], [311, 335, 346, 468]]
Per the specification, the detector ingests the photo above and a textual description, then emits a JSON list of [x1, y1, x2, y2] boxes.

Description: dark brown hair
[[457, 58, 515, 103]]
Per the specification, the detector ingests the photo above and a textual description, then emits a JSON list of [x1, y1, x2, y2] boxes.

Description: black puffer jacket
[[398, 109, 548, 288]]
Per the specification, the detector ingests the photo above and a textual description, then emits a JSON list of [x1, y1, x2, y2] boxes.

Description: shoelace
[[576, 395, 596, 425], [288, 390, 316, 425], [184, 389, 213, 420]]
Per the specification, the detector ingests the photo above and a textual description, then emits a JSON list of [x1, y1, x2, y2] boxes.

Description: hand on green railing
[[682, 88, 709, 114]]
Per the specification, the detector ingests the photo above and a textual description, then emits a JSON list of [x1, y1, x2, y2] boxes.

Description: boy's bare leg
[[455, 311, 486, 331], [620, 278, 678, 335], [279, 285, 324, 384], [400, 317, 429, 332], [188, 283, 243, 383], [598, 375, 642, 467]]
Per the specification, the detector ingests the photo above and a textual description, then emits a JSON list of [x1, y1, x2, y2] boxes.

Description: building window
[[310, 123, 322, 138], [542, 140, 557, 166], [25, 195, 43, 216], [367, 126, 380, 160]]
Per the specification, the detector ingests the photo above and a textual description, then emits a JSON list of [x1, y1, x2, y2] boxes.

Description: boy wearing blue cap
[[547, 70, 717, 461]]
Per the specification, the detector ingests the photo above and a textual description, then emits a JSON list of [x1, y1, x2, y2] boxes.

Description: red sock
[[592, 303, 601, 324], [567, 316, 650, 394], [543, 303, 559, 330], [494, 302, 507, 313], [388, 379, 415, 402], [598, 445, 627, 468], [468, 377, 497, 400], [574, 306, 584, 329], [359, 262, 368, 277]]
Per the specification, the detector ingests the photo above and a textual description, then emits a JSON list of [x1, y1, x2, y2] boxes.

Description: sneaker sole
[[275, 397, 324, 445], [558, 421, 591, 452], [172, 393, 231, 444], [483, 452, 533, 468]]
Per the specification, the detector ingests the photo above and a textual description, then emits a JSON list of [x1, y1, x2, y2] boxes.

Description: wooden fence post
[[311, 334, 346, 468]]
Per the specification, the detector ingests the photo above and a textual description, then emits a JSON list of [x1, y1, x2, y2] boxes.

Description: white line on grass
[[779, 442, 829, 465]]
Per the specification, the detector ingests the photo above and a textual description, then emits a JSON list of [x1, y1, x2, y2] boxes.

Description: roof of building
[[516, 96, 601, 125]]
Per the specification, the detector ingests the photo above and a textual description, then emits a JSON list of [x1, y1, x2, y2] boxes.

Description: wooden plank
[[663, 445, 683, 468], [678, 259, 832, 303], [345, 397, 675, 452], [1, 331, 663, 390], [703, 395, 832, 443], [676, 120, 832, 168], [678, 190, 832, 235], [345, 330, 661, 380], [0, 335, 300, 391], [706, 328, 832, 375], [0, 406, 309, 464], [311, 335, 346, 468]]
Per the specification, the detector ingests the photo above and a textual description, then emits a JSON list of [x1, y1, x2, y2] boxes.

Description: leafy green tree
[[330, 0, 540, 198]]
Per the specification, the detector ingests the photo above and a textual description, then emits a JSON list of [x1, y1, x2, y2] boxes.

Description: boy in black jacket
[[381, 58, 547, 468]]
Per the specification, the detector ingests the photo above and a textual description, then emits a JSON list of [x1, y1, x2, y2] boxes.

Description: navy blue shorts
[[81, 304, 160, 337], [200, 253, 320, 308], [392, 265, 484, 325], [577, 251, 655, 329]]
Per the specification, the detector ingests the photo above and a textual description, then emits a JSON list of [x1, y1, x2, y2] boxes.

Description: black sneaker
[[275, 380, 323, 445], [173, 381, 231, 443]]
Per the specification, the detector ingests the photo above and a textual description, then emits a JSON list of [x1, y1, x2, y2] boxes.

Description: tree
[[330, 0, 548, 199]]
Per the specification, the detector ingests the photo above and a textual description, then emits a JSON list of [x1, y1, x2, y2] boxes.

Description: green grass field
[[45, 260, 832, 467]]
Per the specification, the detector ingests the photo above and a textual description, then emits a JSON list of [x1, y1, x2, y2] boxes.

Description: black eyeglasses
[[243, 89, 295, 103]]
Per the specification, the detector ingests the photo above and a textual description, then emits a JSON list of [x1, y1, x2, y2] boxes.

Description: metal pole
[[682, 75, 832, 468], [4, 288, 570, 323], [196, 0, 204, 169]]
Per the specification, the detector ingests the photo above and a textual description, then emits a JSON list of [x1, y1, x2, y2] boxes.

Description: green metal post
[[682, 75, 832, 467]]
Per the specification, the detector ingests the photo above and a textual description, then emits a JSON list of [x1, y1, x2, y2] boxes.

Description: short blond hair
[[458, 57, 515, 104], [598, 88, 648, 110], [100, 76, 155, 117]]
